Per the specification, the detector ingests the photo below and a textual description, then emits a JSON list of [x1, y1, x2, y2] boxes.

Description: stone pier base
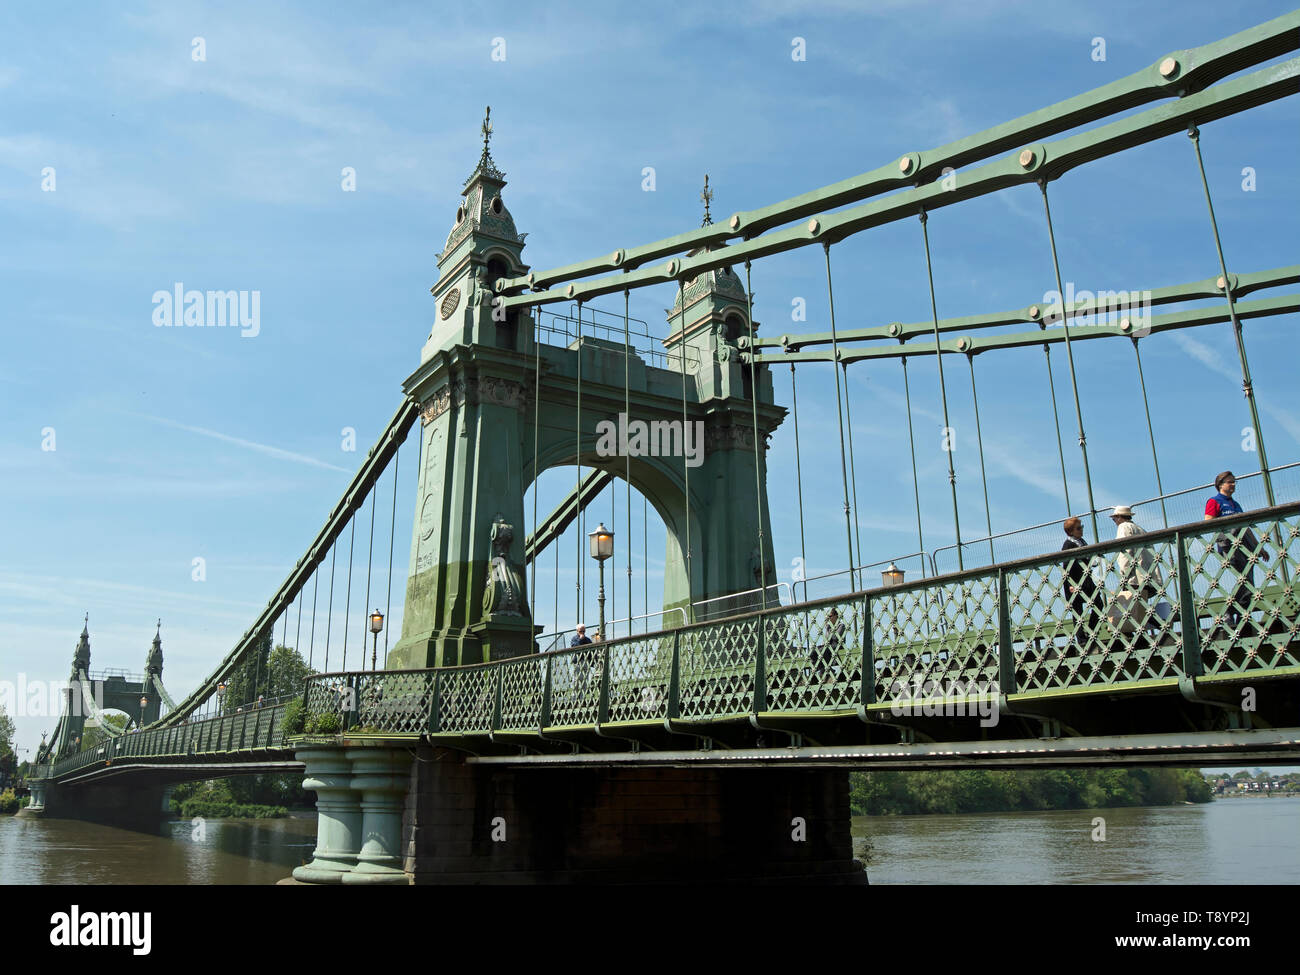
[[402, 746, 865, 884]]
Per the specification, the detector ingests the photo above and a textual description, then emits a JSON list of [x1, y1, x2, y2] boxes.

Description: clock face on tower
[[439, 287, 461, 320]]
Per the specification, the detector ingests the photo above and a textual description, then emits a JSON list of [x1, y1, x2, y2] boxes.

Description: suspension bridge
[[24, 12, 1300, 884]]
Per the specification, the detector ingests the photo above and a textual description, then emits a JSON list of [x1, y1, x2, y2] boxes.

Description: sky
[[1, 1, 1297, 756]]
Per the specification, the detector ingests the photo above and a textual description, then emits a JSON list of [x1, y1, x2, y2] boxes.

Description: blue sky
[[2, 1, 1297, 754]]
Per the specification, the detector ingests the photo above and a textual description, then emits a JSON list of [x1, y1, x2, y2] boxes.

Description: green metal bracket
[[861, 593, 875, 708], [753, 613, 768, 712], [597, 644, 611, 725], [667, 630, 681, 721], [429, 670, 442, 734], [997, 567, 1016, 694], [491, 669, 504, 734], [540, 657, 553, 730], [1176, 532, 1203, 678]]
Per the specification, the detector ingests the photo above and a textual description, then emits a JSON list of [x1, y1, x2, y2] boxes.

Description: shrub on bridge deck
[[281, 700, 306, 736], [304, 711, 341, 735]]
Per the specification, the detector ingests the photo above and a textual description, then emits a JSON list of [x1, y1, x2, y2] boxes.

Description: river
[[854, 795, 1300, 884], [1, 797, 1295, 883]]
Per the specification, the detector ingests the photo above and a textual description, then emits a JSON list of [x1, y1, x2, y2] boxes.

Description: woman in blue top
[[1204, 470, 1269, 632]]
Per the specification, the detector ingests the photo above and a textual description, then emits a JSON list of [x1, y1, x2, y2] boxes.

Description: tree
[[0, 705, 14, 759], [221, 629, 273, 712], [265, 643, 312, 701], [82, 712, 128, 748]]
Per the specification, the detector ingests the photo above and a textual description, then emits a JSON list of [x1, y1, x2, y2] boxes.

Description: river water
[[854, 795, 1300, 884], [1, 797, 1295, 883]]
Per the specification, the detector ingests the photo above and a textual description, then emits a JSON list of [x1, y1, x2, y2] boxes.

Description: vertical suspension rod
[[1131, 338, 1168, 528], [1188, 125, 1274, 507], [743, 260, 768, 609], [789, 363, 809, 601], [967, 353, 995, 563], [822, 243, 857, 590], [1038, 180, 1099, 543], [900, 356, 926, 577], [919, 210, 964, 571]]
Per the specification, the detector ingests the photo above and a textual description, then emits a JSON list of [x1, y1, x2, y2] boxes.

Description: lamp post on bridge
[[138, 695, 148, 730], [216, 680, 226, 717], [369, 609, 384, 671], [588, 524, 614, 638]]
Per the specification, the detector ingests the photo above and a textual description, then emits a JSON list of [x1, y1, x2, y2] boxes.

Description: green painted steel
[[497, 19, 1299, 308], [493, 12, 1299, 298], [750, 292, 1299, 366], [288, 504, 1300, 744]]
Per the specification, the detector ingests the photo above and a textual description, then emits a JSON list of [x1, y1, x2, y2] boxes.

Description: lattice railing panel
[[762, 598, 862, 713], [1189, 512, 1300, 676], [547, 645, 602, 727], [354, 671, 434, 735], [678, 616, 758, 718], [499, 657, 545, 730], [438, 666, 496, 734], [871, 578, 1000, 705], [1011, 538, 1183, 693], [607, 634, 674, 722]]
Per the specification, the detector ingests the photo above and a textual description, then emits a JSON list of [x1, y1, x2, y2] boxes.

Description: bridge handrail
[[41, 700, 293, 780], [296, 501, 1300, 737], [928, 462, 1300, 575]]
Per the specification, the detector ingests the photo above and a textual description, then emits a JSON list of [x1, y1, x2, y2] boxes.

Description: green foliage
[[222, 638, 312, 713], [281, 700, 306, 736], [175, 798, 287, 819], [82, 712, 128, 749], [171, 774, 309, 809], [0, 788, 26, 814], [305, 712, 341, 735], [849, 767, 1216, 816]]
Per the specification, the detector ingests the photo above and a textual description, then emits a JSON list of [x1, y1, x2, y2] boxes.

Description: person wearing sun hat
[[1109, 504, 1164, 636]]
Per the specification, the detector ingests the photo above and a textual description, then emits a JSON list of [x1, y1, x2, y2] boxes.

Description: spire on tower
[[700, 174, 714, 227], [465, 105, 505, 187]]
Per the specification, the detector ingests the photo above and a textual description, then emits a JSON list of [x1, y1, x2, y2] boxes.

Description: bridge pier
[[25, 779, 168, 829], [400, 746, 864, 884], [292, 747, 362, 884]]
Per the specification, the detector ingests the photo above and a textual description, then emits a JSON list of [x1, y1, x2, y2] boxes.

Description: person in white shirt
[[1110, 505, 1165, 638]]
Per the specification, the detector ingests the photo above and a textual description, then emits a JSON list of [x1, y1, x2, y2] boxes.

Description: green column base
[[292, 746, 361, 884], [341, 746, 411, 886]]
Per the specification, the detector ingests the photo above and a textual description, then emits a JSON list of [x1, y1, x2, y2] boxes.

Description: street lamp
[[139, 695, 149, 729], [588, 523, 614, 638], [369, 609, 384, 671], [882, 563, 905, 587]]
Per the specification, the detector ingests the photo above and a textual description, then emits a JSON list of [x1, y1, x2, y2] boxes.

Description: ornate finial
[[700, 174, 714, 227], [464, 107, 505, 188], [82, 613, 89, 635]]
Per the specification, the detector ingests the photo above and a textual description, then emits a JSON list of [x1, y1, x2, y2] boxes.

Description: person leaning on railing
[[1204, 470, 1270, 634]]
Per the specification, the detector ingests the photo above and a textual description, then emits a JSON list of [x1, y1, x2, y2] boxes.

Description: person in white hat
[[1110, 505, 1164, 635]]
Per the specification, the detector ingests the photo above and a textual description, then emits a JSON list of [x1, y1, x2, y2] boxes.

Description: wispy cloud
[[127, 413, 351, 472], [1173, 334, 1300, 443]]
